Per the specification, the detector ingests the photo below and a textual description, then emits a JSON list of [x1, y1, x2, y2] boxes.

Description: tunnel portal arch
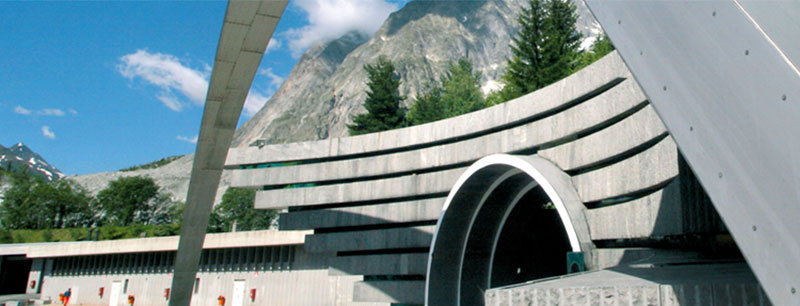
[[425, 154, 593, 305]]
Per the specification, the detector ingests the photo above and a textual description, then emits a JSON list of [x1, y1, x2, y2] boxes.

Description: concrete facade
[[0, 48, 759, 305], [222, 51, 741, 305], [1, 230, 359, 306]]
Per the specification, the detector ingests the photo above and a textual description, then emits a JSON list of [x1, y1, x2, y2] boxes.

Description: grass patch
[[0, 224, 182, 244]]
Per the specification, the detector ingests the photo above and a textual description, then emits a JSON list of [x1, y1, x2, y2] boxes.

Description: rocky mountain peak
[[0, 142, 66, 181], [232, 0, 600, 147]]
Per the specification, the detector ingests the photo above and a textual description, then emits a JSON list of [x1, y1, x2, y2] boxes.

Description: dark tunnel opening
[[490, 187, 571, 288]]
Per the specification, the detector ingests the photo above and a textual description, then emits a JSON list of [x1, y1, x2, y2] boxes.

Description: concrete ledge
[[354, 280, 425, 304], [329, 253, 428, 276], [586, 180, 682, 240], [3, 230, 310, 258], [225, 52, 630, 166], [280, 198, 446, 230], [572, 136, 678, 203], [231, 79, 645, 188], [304, 226, 435, 253], [539, 105, 667, 172], [255, 168, 464, 209]]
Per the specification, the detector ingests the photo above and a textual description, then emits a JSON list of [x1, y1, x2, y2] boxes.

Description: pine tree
[[441, 58, 486, 117], [407, 86, 444, 125], [502, 0, 547, 100], [407, 58, 487, 125], [540, 0, 582, 85], [348, 56, 406, 135], [498, 0, 582, 101], [577, 34, 615, 69]]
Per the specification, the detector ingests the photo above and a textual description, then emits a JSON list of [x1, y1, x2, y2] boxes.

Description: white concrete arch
[[425, 154, 592, 306]]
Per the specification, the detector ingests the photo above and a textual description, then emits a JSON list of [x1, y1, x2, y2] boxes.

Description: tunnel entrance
[[426, 155, 591, 306], [0, 255, 33, 295], [490, 187, 571, 288]]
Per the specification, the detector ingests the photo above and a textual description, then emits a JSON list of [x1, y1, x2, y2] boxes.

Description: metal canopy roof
[[585, 1, 800, 304]]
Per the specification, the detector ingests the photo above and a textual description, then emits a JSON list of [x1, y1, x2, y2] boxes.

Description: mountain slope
[[70, 0, 601, 204], [68, 154, 232, 205], [232, 0, 600, 147]]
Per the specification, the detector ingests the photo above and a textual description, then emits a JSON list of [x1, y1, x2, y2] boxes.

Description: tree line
[[0, 170, 275, 240], [348, 0, 614, 135]]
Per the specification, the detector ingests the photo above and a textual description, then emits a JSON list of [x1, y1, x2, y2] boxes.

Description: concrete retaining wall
[[225, 51, 727, 305]]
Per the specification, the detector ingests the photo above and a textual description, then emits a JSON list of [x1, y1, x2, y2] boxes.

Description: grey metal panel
[[170, 1, 288, 306], [586, 1, 800, 304], [738, 0, 800, 71]]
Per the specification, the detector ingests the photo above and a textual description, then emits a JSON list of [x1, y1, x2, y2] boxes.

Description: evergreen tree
[[498, 0, 582, 102], [348, 56, 406, 135], [540, 0, 582, 85], [577, 34, 615, 69], [407, 58, 486, 125], [441, 58, 486, 117], [502, 0, 547, 100], [407, 86, 444, 125]]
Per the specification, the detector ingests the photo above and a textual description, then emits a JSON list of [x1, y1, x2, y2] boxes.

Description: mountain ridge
[[71, 0, 602, 204], [0, 142, 66, 181], [232, 0, 600, 147]]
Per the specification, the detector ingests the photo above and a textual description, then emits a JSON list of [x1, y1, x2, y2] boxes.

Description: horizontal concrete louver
[[225, 51, 725, 304]]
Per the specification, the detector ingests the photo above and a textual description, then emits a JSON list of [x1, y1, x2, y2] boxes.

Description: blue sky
[[1, 0, 409, 175]]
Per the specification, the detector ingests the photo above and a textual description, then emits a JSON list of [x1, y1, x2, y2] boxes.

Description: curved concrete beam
[[231, 78, 645, 188], [169, 1, 288, 306], [224, 52, 631, 166], [425, 154, 592, 305]]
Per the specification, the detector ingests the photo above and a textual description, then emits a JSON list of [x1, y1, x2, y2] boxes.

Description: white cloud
[[157, 93, 184, 112], [41, 126, 55, 139], [68, 108, 78, 115], [176, 135, 198, 144], [267, 38, 282, 53], [14, 106, 31, 115], [38, 108, 65, 116], [243, 68, 288, 117], [118, 50, 209, 111], [258, 68, 285, 88], [243, 92, 271, 117], [118, 49, 285, 118], [284, 0, 400, 57]]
